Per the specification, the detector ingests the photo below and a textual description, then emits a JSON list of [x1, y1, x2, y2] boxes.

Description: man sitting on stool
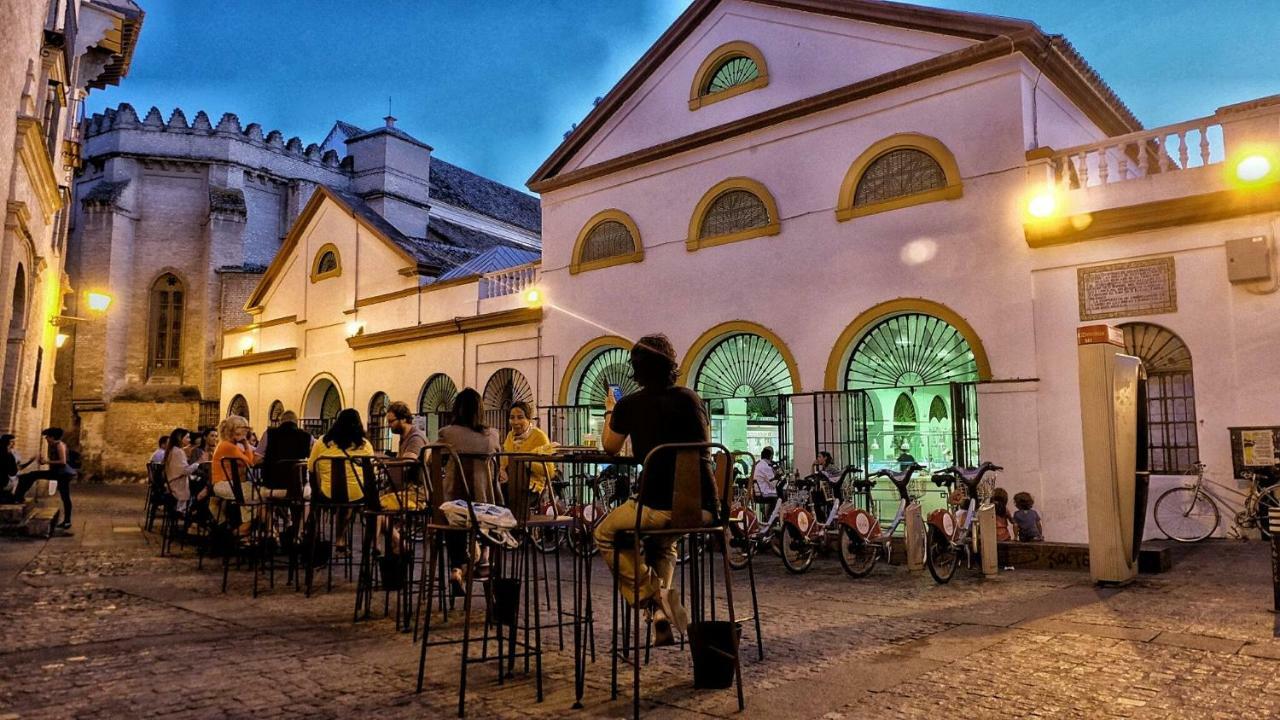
[[595, 334, 715, 646]]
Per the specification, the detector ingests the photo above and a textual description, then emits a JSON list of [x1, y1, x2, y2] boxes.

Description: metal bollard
[[1271, 507, 1280, 613], [904, 501, 925, 570], [978, 503, 998, 577]]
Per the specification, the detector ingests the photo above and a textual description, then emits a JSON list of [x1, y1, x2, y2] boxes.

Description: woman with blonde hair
[[211, 415, 258, 532]]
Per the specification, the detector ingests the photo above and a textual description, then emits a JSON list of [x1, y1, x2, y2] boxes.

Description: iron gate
[[777, 391, 871, 475], [546, 404, 595, 447], [949, 382, 980, 468]]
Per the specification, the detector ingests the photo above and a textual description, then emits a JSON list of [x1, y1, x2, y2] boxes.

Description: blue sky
[[86, 0, 1280, 193]]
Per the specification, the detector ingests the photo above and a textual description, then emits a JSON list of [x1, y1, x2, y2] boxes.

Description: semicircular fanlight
[[320, 383, 341, 422], [706, 56, 760, 95], [269, 400, 284, 426], [228, 394, 249, 421], [418, 373, 458, 414], [694, 333, 793, 416], [575, 347, 639, 406], [1119, 323, 1192, 374], [846, 313, 978, 389], [483, 368, 533, 412]]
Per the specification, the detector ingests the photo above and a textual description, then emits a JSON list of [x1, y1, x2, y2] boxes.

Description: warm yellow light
[[239, 336, 255, 354], [1027, 191, 1057, 219], [524, 288, 542, 306], [1236, 154, 1272, 182], [345, 320, 365, 337], [55, 333, 68, 349], [85, 291, 112, 312]]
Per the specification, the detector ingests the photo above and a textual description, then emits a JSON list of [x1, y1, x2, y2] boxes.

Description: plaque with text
[[1078, 257, 1176, 321]]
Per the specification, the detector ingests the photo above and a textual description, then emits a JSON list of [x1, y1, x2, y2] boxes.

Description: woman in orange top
[[212, 415, 258, 531]]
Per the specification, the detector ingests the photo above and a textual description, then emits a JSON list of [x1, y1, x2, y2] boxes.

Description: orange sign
[[1077, 324, 1124, 347]]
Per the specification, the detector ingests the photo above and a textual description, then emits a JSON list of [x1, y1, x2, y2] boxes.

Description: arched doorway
[[845, 312, 980, 476], [367, 391, 391, 453], [1120, 323, 1198, 474], [227, 394, 250, 422], [689, 330, 796, 458], [482, 368, 533, 439], [0, 265, 27, 430], [268, 400, 285, 428], [303, 378, 343, 436], [418, 373, 458, 440]]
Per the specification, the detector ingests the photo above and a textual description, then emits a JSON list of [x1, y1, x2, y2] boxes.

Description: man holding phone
[[595, 334, 714, 646]]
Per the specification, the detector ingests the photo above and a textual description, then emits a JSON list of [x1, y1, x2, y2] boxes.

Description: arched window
[[687, 178, 780, 251], [419, 373, 458, 439], [310, 243, 341, 281], [268, 400, 285, 427], [571, 210, 644, 274], [689, 41, 769, 110], [367, 392, 390, 453], [928, 395, 949, 422], [845, 313, 978, 389], [0, 265, 28, 427], [482, 368, 533, 438], [148, 273, 184, 376], [303, 378, 343, 436], [227, 394, 249, 421], [1121, 323, 1199, 474], [573, 346, 638, 407], [836, 134, 963, 221], [692, 331, 795, 421]]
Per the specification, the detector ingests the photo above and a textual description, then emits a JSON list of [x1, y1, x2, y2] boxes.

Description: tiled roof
[[325, 188, 449, 272], [429, 157, 542, 234], [332, 120, 365, 139], [437, 246, 541, 281]]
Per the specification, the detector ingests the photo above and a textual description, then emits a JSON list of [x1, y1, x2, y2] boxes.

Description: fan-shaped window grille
[[694, 333, 793, 417], [1121, 323, 1198, 474], [705, 56, 759, 95], [419, 374, 458, 414], [483, 368, 534, 438], [268, 400, 284, 428], [367, 392, 391, 453], [317, 251, 337, 274], [846, 313, 978, 389], [227, 394, 249, 421], [580, 221, 636, 264], [699, 190, 770, 239], [574, 347, 639, 406], [928, 395, 948, 422], [853, 149, 946, 207], [320, 384, 341, 422]]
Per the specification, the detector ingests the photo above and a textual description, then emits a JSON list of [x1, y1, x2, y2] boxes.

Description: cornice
[[347, 307, 542, 350], [212, 347, 298, 369]]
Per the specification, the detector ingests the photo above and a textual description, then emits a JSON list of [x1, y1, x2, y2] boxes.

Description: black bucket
[[380, 553, 409, 591], [493, 577, 521, 626], [687, 621, 740, 689]]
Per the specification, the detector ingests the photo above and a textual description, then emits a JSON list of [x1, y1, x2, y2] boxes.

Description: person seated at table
[[751, 446, 779, 518], [211, 415, 258, 533], [438, 388, 500, 595], [163, 427, 202, 512], [148, 435, 169, 466], [188, 428, 218, 466], [257, 410, 314, 497], [308, 408, 376, 555], [385, 401, 428, 461], [499, 401, 556, 508], [596, 334, 714, 646]]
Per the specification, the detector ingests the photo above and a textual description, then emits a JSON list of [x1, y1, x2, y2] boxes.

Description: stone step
[[0, 501, 35, 526], [26, 507, 61, 537]]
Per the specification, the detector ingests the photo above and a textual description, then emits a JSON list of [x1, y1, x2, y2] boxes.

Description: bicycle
[[923, 462, 1003, 584], [835, 464, 924, 578], [727, 472, 788, 570], [1152, 462, 1280, 542], [778, 467, 859, 574]]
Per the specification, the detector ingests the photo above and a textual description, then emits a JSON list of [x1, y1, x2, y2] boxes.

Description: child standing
[[1013, 491, 1043, 541]]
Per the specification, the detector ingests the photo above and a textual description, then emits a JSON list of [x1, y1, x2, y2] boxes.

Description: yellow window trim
[[688, 41, 769, 111], [557, 335, 633, 404], [686, 177, 781, 252], [835, 133, 963, 222], [310, 243, 342, 282], [569, 209, 644, 275]]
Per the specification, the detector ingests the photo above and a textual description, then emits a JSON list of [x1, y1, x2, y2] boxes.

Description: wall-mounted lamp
[[55, 333, 68, 349], [239, 336, 255, 355], [345, 320, 365, 338]]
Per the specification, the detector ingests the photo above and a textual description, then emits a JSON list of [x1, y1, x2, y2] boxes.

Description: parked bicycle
[[835, 464, 924, 578], [1153, 462, 1280, 542], [727, 471, 788, 570], [778, 467, 859, 574], [924, 462, 1002, 584]]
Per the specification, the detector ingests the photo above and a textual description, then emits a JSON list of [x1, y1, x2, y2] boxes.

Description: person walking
[[13, 428, 77, 528]]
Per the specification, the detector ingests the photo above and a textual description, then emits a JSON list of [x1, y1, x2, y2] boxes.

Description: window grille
[[580, 221, 635, 263], [1121, 323, 1199, 474], [705, 56, 759, 95], [698, 190, 769, 239], [148, 274, 184, 375], [853, 149, 946, 206]]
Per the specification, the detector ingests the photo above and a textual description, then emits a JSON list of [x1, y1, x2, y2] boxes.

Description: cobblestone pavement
[[2, 485, 1280, 719]]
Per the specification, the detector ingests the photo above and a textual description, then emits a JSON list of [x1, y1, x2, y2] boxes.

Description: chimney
[[344, 118, 433, 236]]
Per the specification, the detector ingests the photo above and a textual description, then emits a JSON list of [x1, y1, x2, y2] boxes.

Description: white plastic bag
[[46, 479, 58, 497]]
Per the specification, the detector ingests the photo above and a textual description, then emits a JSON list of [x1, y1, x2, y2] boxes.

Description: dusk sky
[[85, 0, 1280, 193]]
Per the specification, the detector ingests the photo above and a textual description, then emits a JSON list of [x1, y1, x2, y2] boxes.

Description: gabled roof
[[430, 158, 542, 234], [527, 0, 1141, 193], [244, 186, 434, 312], [437, 246, 541, 281]]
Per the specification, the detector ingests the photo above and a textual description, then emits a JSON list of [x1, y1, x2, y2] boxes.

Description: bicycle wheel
[[529, 525, 562, 553], [779, 528, 816, 574], [727, 521, 753, 571], [925, 526, 957, 584], [1153, 487, 1220, 542], [1255, 485, 1280, 539], [837, 525, 878, 578]]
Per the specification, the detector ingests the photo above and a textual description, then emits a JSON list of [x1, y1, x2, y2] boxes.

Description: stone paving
[[2, 485, 1280, 719]]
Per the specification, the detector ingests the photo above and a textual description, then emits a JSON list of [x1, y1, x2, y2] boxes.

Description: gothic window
[[571, 211, 643, 274], [311, 243, 341, 281], [854, 149, 946, 207], [689, 42, 768, 110], [148, 273, 184, 376], [1121, 323, 1199, 474]]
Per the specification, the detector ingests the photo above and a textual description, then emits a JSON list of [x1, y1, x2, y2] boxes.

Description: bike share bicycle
[[835, 463, 926, 578], [924, 461, 1003, 584], [727, 461, 787, 570], [778, 466, 860, 573]]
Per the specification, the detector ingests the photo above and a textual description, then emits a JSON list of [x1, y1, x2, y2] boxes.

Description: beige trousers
[[594, 499, 676, 607]]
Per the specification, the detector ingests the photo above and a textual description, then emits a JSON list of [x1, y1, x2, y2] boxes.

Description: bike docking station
[[1077, 324, 1151, 586]]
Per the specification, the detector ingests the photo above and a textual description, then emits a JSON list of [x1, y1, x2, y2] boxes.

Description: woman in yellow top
[[499, 401, 556, 503], [307, 408, 376, 502]]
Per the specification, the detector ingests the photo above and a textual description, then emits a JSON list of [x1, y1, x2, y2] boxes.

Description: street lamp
[[524, 287, 542, 308], [85, 291, 112, 312], [55, 333, 68, 348]]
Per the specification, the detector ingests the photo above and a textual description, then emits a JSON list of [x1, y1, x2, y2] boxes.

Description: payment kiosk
[[1077, 325, 1149, 585]]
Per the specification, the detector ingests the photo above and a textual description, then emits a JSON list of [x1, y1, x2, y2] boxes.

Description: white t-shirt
[[149, 448, 166, 465], [752, 459, 778, 498]]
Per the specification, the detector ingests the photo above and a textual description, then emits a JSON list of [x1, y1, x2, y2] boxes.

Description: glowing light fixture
[[346, 320, 365, 338], [85, 291, 112, 312], [1236, 154, 1272, 183], [524, 288, 542, 307], [239, 336, 255, 355], [55, 333, 68, 349], [1027, 191, 1057, 219]]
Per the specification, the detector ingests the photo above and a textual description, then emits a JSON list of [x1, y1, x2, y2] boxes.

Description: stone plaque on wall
[[1077, 257, 1176, 321]]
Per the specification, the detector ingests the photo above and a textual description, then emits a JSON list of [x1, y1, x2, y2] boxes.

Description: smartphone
[[606, 384, 623, 403]]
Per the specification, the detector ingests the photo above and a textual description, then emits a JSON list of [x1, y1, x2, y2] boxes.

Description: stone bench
[[881, 537, 1171, 573]]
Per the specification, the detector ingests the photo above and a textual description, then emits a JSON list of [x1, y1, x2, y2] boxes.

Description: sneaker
[[647, 605, 675, 647], [657, 585, 689, 637], [57, 521, 72, 529]]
